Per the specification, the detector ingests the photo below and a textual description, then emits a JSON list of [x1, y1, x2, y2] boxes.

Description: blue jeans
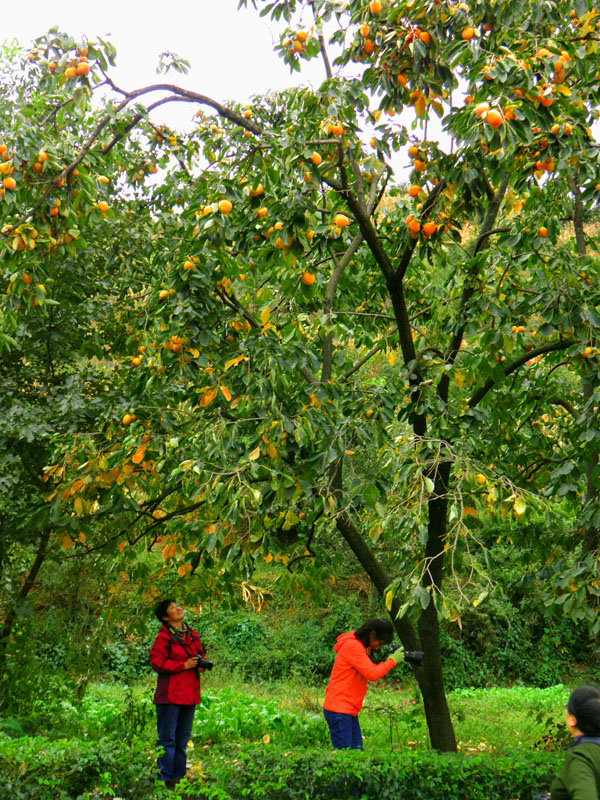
[[156, 703, 195, 782], [323, 709, 363, 750]]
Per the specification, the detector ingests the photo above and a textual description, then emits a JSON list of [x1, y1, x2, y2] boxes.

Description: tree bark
[[0, 528, 51, 668], [418, 460, 457, 751]]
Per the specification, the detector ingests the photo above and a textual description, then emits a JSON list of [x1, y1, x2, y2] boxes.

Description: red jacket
[[323, 631, 395, 716], [149, 624, 205, 705]]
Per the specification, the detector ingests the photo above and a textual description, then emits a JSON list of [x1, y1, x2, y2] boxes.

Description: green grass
[[188, 670, 571, 756], [8, 674, 571, 756]]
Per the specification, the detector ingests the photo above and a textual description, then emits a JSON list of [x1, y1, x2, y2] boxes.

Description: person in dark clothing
[[149, 599, 206, 789], [550, 684, 600, 800]]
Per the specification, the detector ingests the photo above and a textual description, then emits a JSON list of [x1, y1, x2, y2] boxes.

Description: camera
[[193, 654, 213, 671], [390, 644, 424, 666]]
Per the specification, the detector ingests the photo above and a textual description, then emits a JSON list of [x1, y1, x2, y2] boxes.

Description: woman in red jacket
[[149, 599, 208, 789], [323, 618, 423, 750]]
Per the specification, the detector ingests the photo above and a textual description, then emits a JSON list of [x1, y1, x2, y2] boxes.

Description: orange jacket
[[323, 631, 395, 715]]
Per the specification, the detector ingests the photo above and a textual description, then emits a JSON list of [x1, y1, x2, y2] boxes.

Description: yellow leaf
[[220, 385, 232, 402], [415, 94, 427, 118], [132, 446, 145, 464], [162, 542, 176, 560], [262, 734, 271, 744], [555, 85, 572, 96], [224, 354, 245, 370], [454, 371, 465, 388], [513, 497, 527, 518], [73, 497, 84, 516], [249, 446, 261, 461], [385, 589, 394, 610], [268, 443, 277, 458], [264, 553, 273, 563], [199, 388, 217, 407], [464, 507, 478, 518], [57, 532, 74, 549], [388, 350, 396, 366], [260, 306, 270, 325], [152, 508, 166, 519]]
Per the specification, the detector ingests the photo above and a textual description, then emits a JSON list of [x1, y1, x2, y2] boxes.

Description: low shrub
[[440, 595, 593, 691], [198, 610, 334, 683], [0, 735, 563, 800], [0, 734, 170, 800], [100, 637, 153, 682], [199, 746, 562, 800]]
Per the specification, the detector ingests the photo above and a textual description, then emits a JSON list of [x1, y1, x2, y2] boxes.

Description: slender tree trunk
[[417, 460, 457, 751], [0, 528, 51, 668], [417, 602, 457, 750]]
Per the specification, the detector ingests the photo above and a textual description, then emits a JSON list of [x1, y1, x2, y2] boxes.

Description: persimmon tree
[[0, 35, 171, 664], [1, 1, 600, 751]]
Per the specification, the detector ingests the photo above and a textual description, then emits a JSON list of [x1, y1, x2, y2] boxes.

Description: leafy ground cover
[[0, 679, 575, 799]]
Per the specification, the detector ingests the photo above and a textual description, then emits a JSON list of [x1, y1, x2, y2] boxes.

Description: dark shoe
[[165, 779, 176, 790]]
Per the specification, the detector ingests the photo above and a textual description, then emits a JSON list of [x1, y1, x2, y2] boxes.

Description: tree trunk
[[0, 528, 51, 668], [417, 602, 457, 751], [416, 459, 457, 751], [336, 505, 457, 751]]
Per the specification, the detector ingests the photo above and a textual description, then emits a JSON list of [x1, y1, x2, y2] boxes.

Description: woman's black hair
[[154, 598, 176, 623], [567, 685, 600, 736], [354, 618, 394, 648]]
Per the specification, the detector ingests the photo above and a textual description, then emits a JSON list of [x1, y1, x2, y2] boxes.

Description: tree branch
[[309, 0, 333, 79], [468, 339, 571, 408]]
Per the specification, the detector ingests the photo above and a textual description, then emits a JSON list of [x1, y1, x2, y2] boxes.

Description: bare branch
[[309, 0, 333, 79]]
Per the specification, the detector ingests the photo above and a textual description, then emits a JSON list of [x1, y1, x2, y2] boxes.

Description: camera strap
[[165, 623, 202, 659]]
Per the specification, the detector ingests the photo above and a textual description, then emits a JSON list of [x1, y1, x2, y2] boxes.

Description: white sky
[[1, 0, 420, 177], [4, 0, 328, 116]]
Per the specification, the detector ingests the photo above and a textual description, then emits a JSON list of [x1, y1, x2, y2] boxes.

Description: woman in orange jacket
[[322, 618, 423, 749]]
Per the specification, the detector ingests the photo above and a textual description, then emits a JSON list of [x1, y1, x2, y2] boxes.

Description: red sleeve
[[149, 631, 186, 674], [341, 639, 395, 681]]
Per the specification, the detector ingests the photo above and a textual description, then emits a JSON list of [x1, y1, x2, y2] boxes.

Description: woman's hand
[[184, 657, 198, 670]]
